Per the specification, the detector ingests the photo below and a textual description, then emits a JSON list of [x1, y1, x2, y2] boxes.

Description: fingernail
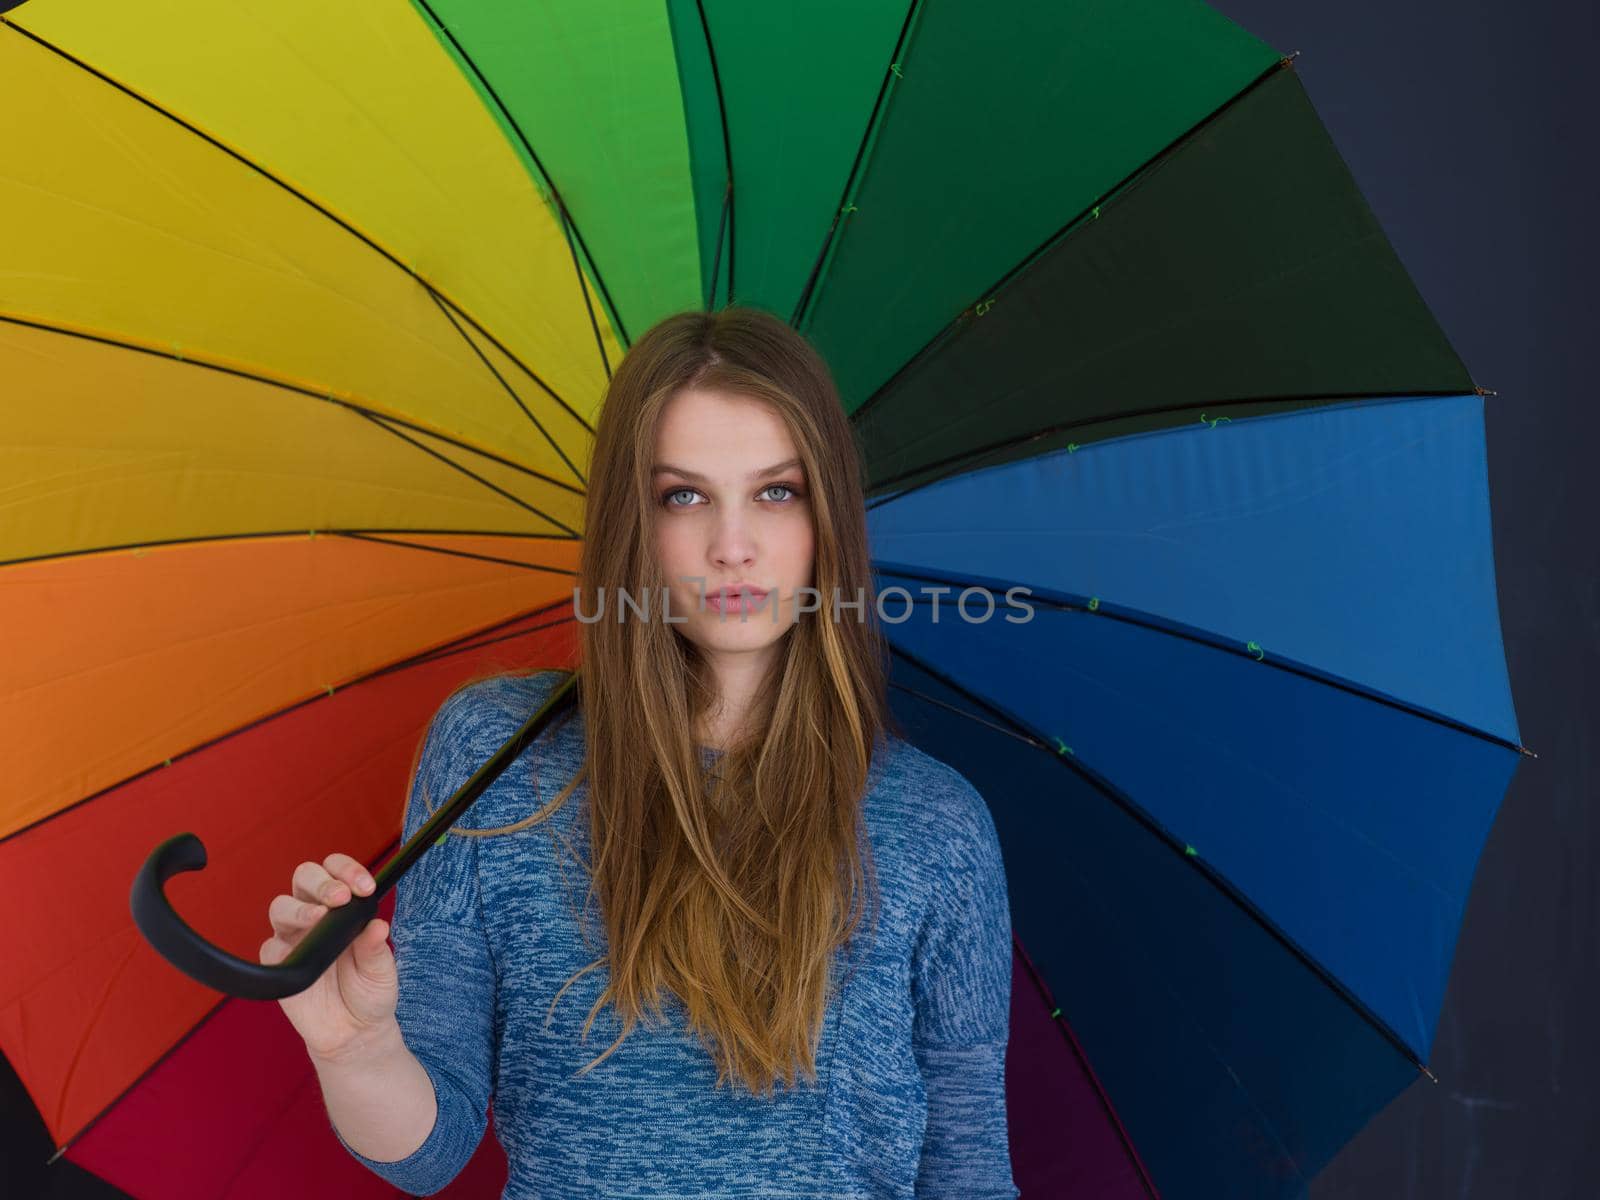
[[358, 874, 374, 893]]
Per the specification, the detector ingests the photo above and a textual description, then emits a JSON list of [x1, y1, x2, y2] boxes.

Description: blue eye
[[659, 482, 805, 509]]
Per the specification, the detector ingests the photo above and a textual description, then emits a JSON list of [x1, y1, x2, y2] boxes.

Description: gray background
[[1210, 2, 1598, 1195]]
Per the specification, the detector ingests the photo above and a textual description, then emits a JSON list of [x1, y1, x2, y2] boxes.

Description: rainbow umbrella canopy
[[0, 1, 1526, 1198]]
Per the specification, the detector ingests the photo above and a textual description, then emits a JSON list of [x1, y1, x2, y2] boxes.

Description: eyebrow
[[650, 457, 803, 484]]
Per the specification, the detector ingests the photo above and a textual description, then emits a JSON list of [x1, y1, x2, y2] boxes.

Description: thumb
[[351, 918, 393, 980]]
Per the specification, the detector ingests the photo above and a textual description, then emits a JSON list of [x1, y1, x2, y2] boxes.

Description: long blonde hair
[[423, 305, 898, 1097]]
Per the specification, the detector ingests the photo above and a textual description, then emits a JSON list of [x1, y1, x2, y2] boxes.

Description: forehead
[[653, 387, 798, 468]]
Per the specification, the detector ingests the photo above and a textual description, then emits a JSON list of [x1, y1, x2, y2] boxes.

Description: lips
[[711, 584, 769, 601], [705, 584, 770, 613]]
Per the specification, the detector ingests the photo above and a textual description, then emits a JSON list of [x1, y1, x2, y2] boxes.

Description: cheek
[[654, 518, 694, 571], [788, 516, 816, 577]]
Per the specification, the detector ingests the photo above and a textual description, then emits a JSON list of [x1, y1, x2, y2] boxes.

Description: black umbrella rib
[[694, 0, 736, 309], [358, 412, 580, 538], [951, 692, 1306, 1188], [884, 640, 1440, 1083], [0, 527, 579, 573], [705, 182, 733, 312], [0, 16, 600, 436], [367, 612, 578, 680], [861, 388, 1484, 512], [412, 0, 626, 372], [1009, 929, 1165, 1198], [845, 53, 1297, 430], [335, 531, 580, 575], [873, 562, 1531, 760], [789, 0, 925, 331], [422, 283, 590, 488], [42, 988, 234, 1165], [0, 313, 585, 534], [0, 600, 579, 851]]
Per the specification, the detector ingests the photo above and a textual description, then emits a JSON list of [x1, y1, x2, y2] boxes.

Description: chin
[[689, 614, 793, 652]]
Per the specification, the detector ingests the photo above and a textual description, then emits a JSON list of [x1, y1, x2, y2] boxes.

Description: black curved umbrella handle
[[129, 670, 579, 1001]]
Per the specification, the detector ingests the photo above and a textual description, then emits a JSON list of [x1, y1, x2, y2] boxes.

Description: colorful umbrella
[[0, 1, 1526, 1198]]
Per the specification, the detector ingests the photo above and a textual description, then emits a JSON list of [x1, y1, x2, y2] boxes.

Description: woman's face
[[651, 387, 816, 660]]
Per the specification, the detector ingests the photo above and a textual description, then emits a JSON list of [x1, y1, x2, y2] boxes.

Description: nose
[[709, 508, 757, 571]]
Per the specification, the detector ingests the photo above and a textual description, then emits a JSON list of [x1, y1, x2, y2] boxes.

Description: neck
[[695, 643, 778, 749]]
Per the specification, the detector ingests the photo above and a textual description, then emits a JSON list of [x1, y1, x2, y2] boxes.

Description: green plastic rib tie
[[1052, 736, 1075, 757], [1246, 641, 1265, 662], [1184, 844, 1198, 858]]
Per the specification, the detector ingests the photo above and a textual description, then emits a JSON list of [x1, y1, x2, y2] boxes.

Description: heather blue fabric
[[328, 670, 1018, 1199]]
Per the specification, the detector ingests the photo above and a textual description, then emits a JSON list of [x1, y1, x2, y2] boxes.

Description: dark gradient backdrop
[[1210, 2, 1598, 1196]]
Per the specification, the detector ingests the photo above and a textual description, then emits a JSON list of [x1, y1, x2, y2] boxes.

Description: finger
[[322, 852, 376, 897], [268, 892, 328, 938], [259, 935, 287, 967], [291, 859, 337, 904], [350, 919, 393, 975]]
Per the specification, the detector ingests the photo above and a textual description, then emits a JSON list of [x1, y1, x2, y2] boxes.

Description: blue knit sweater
[[330, 670, 1018, 1198]]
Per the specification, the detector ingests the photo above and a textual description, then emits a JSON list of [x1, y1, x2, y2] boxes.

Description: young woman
[[260, 306, 1019, 1198]]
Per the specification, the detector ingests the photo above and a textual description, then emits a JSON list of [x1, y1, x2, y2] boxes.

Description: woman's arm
[[311, 1020, 438, 1162], [910, 769, 1021, 1200], [322, 683, 502, 1195]]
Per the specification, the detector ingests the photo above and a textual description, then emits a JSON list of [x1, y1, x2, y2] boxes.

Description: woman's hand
[[258, 853, 398, 1062]]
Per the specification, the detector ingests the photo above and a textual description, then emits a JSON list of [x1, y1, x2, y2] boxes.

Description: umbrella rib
[[860, 388, 1487, 512], [411, 0, 626, 368], [873, 560, 1530, 760], [1009, 932, 1164, 1198], [26, 606, 583, 1154], [421, 283, 589, 488], [0, 527, 578, 572], [706, 181, 734, 312], [336, 531, 580, 575], [0, 600, 579, 850], [845, 53, 1296, 428], [789, 0, 925, 330], [884, 642, 1440, 1082], [1035, 811, 1310, 1187], [693, 0, 737, 308], [0, 16, 601, 436], [0, 312, 586, 545], [357, 411, 580, 538], [41, 989, 233, 1166]]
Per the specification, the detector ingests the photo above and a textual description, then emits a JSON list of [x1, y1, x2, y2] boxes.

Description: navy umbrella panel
[[869, 389, 1524, 1194]]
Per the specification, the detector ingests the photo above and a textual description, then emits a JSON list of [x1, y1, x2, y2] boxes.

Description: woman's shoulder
[[430, 668, 575, 741], [872, 734, 988, 818], [868, 734, 1001, 869], [422, 669, 582, 809], [870, 739, 1004, 934]]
